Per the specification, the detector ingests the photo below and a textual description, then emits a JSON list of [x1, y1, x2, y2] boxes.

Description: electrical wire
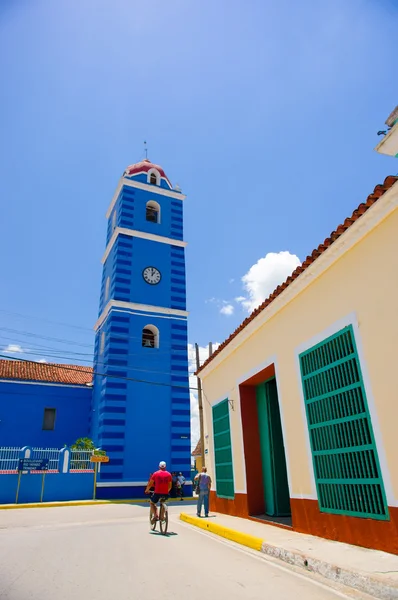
[[0, 354, 200, 392]]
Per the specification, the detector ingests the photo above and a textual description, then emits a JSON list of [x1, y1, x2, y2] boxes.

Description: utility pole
[[195, 343, 205, 468]]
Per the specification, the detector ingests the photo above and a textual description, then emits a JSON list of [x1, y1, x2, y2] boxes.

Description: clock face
[[142, 266, 161, 285]]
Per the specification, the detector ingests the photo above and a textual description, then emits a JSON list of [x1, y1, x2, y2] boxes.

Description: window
[[100, 331, 105, 355], [146, 201, 160, 224], [299, 325, 388, 520], [112, 210, 117, 231], [105, 276, 110, 302], [42, 408, 56, 431], [212, 399, 234, 499], [147, 169, 160, 186], [142, 325, 159, 348]]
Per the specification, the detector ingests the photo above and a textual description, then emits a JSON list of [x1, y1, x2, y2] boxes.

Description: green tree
[[69, 438, 106, 470], [70, 437, 106, 456]]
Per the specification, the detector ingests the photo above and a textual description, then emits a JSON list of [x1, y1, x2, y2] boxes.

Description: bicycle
[[149, 494, 169, 535]]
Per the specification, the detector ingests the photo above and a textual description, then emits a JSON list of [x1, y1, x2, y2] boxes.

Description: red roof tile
[[0, 359, 93, 385], [197, 175, 398, 375], [192, 439, 202, 457], [124, 159, 172, 187]]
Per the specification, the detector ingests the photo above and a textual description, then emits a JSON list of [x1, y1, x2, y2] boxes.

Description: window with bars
[[212, 399, 234, 499], [299, 325, 388, 520]]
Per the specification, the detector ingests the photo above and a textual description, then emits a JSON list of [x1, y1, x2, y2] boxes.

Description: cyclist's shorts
[[150, 493, 169, 504]]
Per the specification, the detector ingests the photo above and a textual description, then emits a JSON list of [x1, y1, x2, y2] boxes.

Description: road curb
[[180, 513, 398, 600], [179, 513, 263, 551], [0, 497, 195, 510]]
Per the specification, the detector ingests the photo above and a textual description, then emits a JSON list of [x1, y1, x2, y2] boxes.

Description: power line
[[0, 324, 208, 358], [0, 348, 198, 377], [0, 310, 217, 356], [0, 354, 200, 392], [0, 332, 210, 367]]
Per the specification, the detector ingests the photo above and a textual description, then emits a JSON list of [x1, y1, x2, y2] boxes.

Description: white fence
[[70, 450, 94, 471], [0, 447, 94, 473], [0, 447, 20, 473], [31, 447, 61, 472]]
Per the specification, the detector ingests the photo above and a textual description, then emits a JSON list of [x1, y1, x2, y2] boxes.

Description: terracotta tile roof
[[0, 359, 93, 385], [192, 439, 202, 457], [197, 175, 398, 375]]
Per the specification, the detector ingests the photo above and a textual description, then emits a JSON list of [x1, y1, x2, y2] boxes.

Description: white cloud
[[239, 251, 301, 313], [235, 296, 246, 303], [220, 304, 234, 316], [229, 278, 235, 284], [38, 359, 48, 363], [3, 344, 24, 354]]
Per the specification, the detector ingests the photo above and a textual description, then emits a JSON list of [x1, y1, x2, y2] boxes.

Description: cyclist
[[145, 461, 172, 521]]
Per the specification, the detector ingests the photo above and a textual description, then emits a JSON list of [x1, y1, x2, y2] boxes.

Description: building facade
[[198, 174, 398, 555], [0, 360, 92, 448], [0, 158, 191, 500], [91, 159, 191, 498]]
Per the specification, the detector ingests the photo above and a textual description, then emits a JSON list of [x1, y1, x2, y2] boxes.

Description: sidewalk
[[180, 510, 398, 600]]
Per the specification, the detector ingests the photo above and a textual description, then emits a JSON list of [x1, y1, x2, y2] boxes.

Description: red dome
[[124, 159, 171, 187]]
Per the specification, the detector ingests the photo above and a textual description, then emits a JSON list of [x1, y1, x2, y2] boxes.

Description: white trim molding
[[95, 300, 188, 330], [147, 168, 161, 186], [102, 227, 186, 264], [294, 312, 396, 507], [106, 178, 186, 219], [374, 122, 398, 157], [0, 379, 91, 389], [199, 180, 398, 379]]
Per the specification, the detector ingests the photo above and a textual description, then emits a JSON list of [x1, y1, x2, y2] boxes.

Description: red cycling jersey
[[151, 470, 172, 494]]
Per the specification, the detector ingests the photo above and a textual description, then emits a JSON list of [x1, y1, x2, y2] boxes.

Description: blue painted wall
[[100, 236, 186, 313], [0, 381, 91, 447], [91, 166, 191, 492], [0, 472, 94, 504]]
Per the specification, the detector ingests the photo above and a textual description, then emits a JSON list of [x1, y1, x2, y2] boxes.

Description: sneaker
[[205, 514, 209, 517], [196, 514, 201, 517]]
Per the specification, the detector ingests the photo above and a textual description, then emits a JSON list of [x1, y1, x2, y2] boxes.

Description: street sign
[[90, 455, 109, 463], [18, 458, 49, 472], [16, 458, 50, 504]]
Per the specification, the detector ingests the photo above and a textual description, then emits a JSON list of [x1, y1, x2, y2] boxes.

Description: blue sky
[[0, 0, 397, 373]]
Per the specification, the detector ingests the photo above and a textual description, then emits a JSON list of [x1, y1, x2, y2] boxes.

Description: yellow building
[[197, 173, 398, 555]]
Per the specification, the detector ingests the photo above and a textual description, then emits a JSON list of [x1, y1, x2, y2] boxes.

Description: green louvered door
[[256, 379, 290, 517], [299, 325, 388, 520], [212, 399, 234, 499]]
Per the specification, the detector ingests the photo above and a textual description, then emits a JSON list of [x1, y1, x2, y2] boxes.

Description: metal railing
[[0, 447, 95, 473], [70, 450, 94, 471], [0, 447, 20, 472], [31, 447, 61, 472]]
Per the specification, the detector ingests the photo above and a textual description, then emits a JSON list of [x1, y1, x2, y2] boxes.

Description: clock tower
[[91, 159, 191, 498]]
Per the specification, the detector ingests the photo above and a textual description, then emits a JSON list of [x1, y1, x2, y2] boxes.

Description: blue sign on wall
[[18, 458, 49, 472]]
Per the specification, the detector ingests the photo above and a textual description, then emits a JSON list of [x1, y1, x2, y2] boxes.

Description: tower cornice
[[102, 227, 187, 264], [106, 177, 186, 219], [94, 300, 189, 331]]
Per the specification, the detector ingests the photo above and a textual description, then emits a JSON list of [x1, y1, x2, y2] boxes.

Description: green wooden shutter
[[212, 399, 234, 499], [299, 325, 388, 520]]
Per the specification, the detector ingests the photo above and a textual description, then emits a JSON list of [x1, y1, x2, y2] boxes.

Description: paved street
[[0, 503, 366, 600]]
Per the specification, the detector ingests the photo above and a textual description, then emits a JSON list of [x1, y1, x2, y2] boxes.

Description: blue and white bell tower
[[91, 159, 191, 498]]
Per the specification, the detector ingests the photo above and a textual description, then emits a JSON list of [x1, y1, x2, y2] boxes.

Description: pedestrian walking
[[177, 472, 186, 500], [194, 467, 211, 517]]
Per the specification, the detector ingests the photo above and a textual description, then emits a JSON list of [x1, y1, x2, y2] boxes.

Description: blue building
[[0, 158, 191, 499], [0, 360, 92, 448], [91, 159, 191, 499]]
